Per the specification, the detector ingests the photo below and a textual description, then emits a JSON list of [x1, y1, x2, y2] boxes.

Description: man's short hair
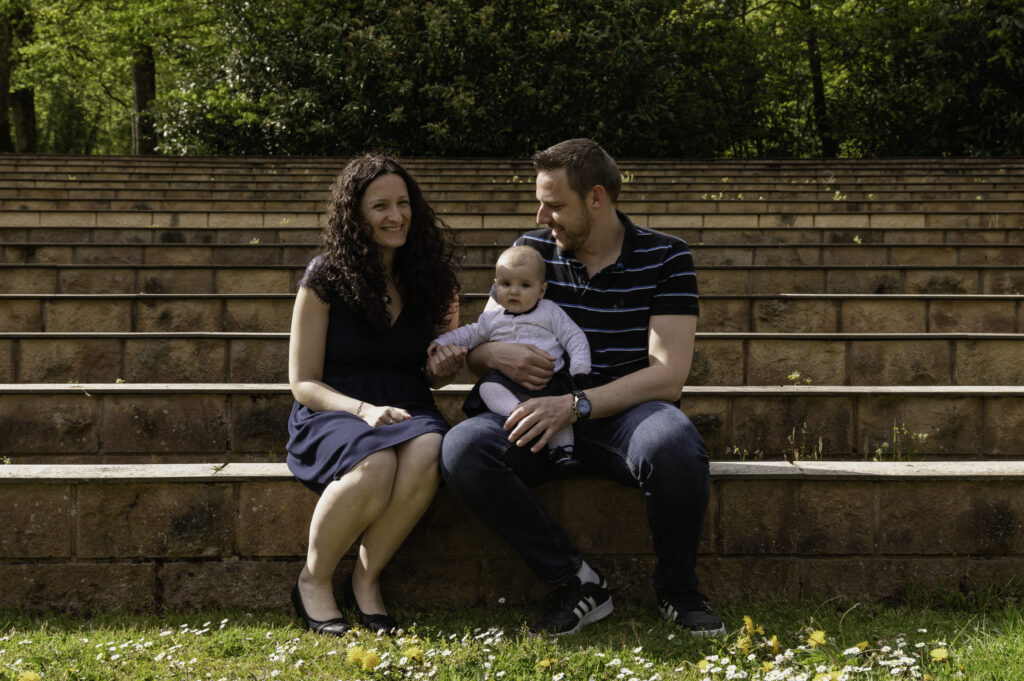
[[532, 138, 621, 203], [496, 245, 546, 280]]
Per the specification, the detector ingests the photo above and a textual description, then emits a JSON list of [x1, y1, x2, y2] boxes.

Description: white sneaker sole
[[554, 596, 614, 636], [690, 623, 727, 638], [659, 603, 726, 638]]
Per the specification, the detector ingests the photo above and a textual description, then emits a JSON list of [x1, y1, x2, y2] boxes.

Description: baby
[[430, 245, 591, 469]]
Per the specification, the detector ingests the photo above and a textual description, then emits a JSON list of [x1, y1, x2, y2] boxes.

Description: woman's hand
[[359, 403, 412, 427], [426, 342, 468, 387]]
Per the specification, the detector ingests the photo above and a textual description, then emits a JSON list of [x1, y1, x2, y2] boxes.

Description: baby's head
[[494, 246, 547, 314]]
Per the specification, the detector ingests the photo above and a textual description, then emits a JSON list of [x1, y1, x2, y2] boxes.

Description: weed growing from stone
[[864, 422, 929, 462]]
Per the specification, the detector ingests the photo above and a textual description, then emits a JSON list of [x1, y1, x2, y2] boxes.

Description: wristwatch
[[571, 389, 592, 422]]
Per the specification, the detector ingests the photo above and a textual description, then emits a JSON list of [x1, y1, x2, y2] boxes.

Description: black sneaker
[[529, 574, 614, 636], [658, 591, 726, 637], [548, 446, 584, 472]]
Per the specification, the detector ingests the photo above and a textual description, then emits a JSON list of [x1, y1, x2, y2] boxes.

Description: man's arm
[[504, 313, 697, 452]]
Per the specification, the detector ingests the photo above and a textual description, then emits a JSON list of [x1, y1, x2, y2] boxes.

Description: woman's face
[[359, 173, 412, 258]]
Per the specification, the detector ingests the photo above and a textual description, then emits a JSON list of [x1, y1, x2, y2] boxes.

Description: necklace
[[383, 294, 392, 304]]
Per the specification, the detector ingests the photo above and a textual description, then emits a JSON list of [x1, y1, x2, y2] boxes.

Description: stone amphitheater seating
[[1, 155, 1023, 613]]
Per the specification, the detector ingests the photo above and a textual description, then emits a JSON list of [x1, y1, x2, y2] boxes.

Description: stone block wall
[[2, 462, 1023, 613]]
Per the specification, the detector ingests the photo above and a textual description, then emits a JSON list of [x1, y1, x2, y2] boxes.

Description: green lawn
[[2, 597, 1022, 680]]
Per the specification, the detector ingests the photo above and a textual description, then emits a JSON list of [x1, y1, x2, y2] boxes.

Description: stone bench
[[2, 461, 1021, 612]]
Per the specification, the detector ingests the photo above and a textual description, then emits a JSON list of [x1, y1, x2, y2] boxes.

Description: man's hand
[[484, 342, 557, 391], [504, 394, 574, 453]]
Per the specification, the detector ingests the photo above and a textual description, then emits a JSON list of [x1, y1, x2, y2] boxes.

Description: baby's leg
[[478, 382, 520, 417], [548, 425, 574, 451]]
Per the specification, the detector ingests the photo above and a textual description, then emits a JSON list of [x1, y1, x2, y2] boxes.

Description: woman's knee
[[346, 449, 400, 501], [397, 433, 442, 484]]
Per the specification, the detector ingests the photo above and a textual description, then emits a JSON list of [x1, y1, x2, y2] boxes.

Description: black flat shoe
[[291, 583, 351, 637], [358, 609, 399, 635]]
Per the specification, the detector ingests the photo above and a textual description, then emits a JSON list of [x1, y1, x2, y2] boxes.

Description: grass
[[2, 597, 1022, 681]]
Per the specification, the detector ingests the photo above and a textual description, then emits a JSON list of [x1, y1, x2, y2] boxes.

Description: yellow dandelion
[[930, 647, 949, 661], [737, 634, 751, 653], [761, 661, 774, 673], [924, 675, 933, 681], [743, 615, 764, 636], [537, 657, 557, 668], [361, 650, 381, 670], [346, 645, 367, 665], [770, 634, 781, 654], [813, 673, 828, 681], [19, 673, 42, 681], [856, 640, 870, 651], [808, 630, 827, 647], [698, 659, 711, 672], [403, 646, 424, 662]]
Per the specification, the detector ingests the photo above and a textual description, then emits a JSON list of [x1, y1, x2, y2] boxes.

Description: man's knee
[[440, 413, 507, 485], [628, 404, 708, 481]]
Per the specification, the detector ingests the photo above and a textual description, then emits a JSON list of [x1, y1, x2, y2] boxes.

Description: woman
[[287, 154, 465, 636]]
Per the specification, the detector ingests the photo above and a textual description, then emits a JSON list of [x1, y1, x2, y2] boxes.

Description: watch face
[[574, 391, 591, 416]]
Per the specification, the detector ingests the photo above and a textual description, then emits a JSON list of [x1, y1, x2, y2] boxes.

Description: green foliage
[[5, 0, 1024, 156]]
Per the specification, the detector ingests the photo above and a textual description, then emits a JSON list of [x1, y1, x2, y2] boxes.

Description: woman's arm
[[289, 287, 360, 413], [425, 294, 467, 388]]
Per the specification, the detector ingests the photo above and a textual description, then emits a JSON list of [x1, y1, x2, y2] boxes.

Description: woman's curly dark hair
[[305, 154, 461, 333]]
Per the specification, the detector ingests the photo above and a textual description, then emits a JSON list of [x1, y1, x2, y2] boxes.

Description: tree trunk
[[11, 88, 35, 152], [803, 3, 838, 157], [131, 44, 156, 155], [0, 14, 13, 153]]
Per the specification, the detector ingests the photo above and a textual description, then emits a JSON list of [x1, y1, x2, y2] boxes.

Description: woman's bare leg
[[351, 433, 441, 615], [297, 449, 397, 621]]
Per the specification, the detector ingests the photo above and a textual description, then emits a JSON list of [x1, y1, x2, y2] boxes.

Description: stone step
[[2, 224, 1023, 246], [0, 293, 296, 332], [2, 157, 1022, 180], [5, 262, 1023, 295], [3, 331, 1021, 387], [1, 460, 1022, 610], [1, 383, 1022, 461], [2, 292, 1020, 334], [5, 240, 1024, 268], [4, 185, 1024, 202], [2, 201, 1015, 225], [6, 195, 1024, 213], [3, 207, 1020, 232], [8, 178, 1024, 201]]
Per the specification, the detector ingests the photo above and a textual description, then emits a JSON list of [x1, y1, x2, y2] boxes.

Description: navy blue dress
[[286, 263, 449, 494]]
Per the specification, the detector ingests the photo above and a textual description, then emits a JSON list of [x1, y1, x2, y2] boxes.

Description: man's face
[[535, 168, 592, 252]]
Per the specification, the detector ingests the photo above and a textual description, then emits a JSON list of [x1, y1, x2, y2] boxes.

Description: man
[[440, 138, 723, 637]]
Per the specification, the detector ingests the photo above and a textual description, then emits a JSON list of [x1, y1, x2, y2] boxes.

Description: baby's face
[[494, 262, 546, 313]]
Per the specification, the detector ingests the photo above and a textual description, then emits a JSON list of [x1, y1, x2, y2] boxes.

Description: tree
[[13, 0, 216, 154], [0, 4, 12, 152]]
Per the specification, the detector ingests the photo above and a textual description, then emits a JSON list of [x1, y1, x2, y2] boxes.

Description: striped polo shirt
[[511, 210, 699, 386]]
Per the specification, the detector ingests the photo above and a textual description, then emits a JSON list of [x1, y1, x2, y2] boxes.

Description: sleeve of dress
[[545, 300, 592, 375]]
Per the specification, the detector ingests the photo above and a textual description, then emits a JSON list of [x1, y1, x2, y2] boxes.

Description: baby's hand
[[427, 343, 468, 379]]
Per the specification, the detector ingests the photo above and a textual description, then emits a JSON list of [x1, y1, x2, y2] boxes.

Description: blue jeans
[[439, 400, 710, 595]]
